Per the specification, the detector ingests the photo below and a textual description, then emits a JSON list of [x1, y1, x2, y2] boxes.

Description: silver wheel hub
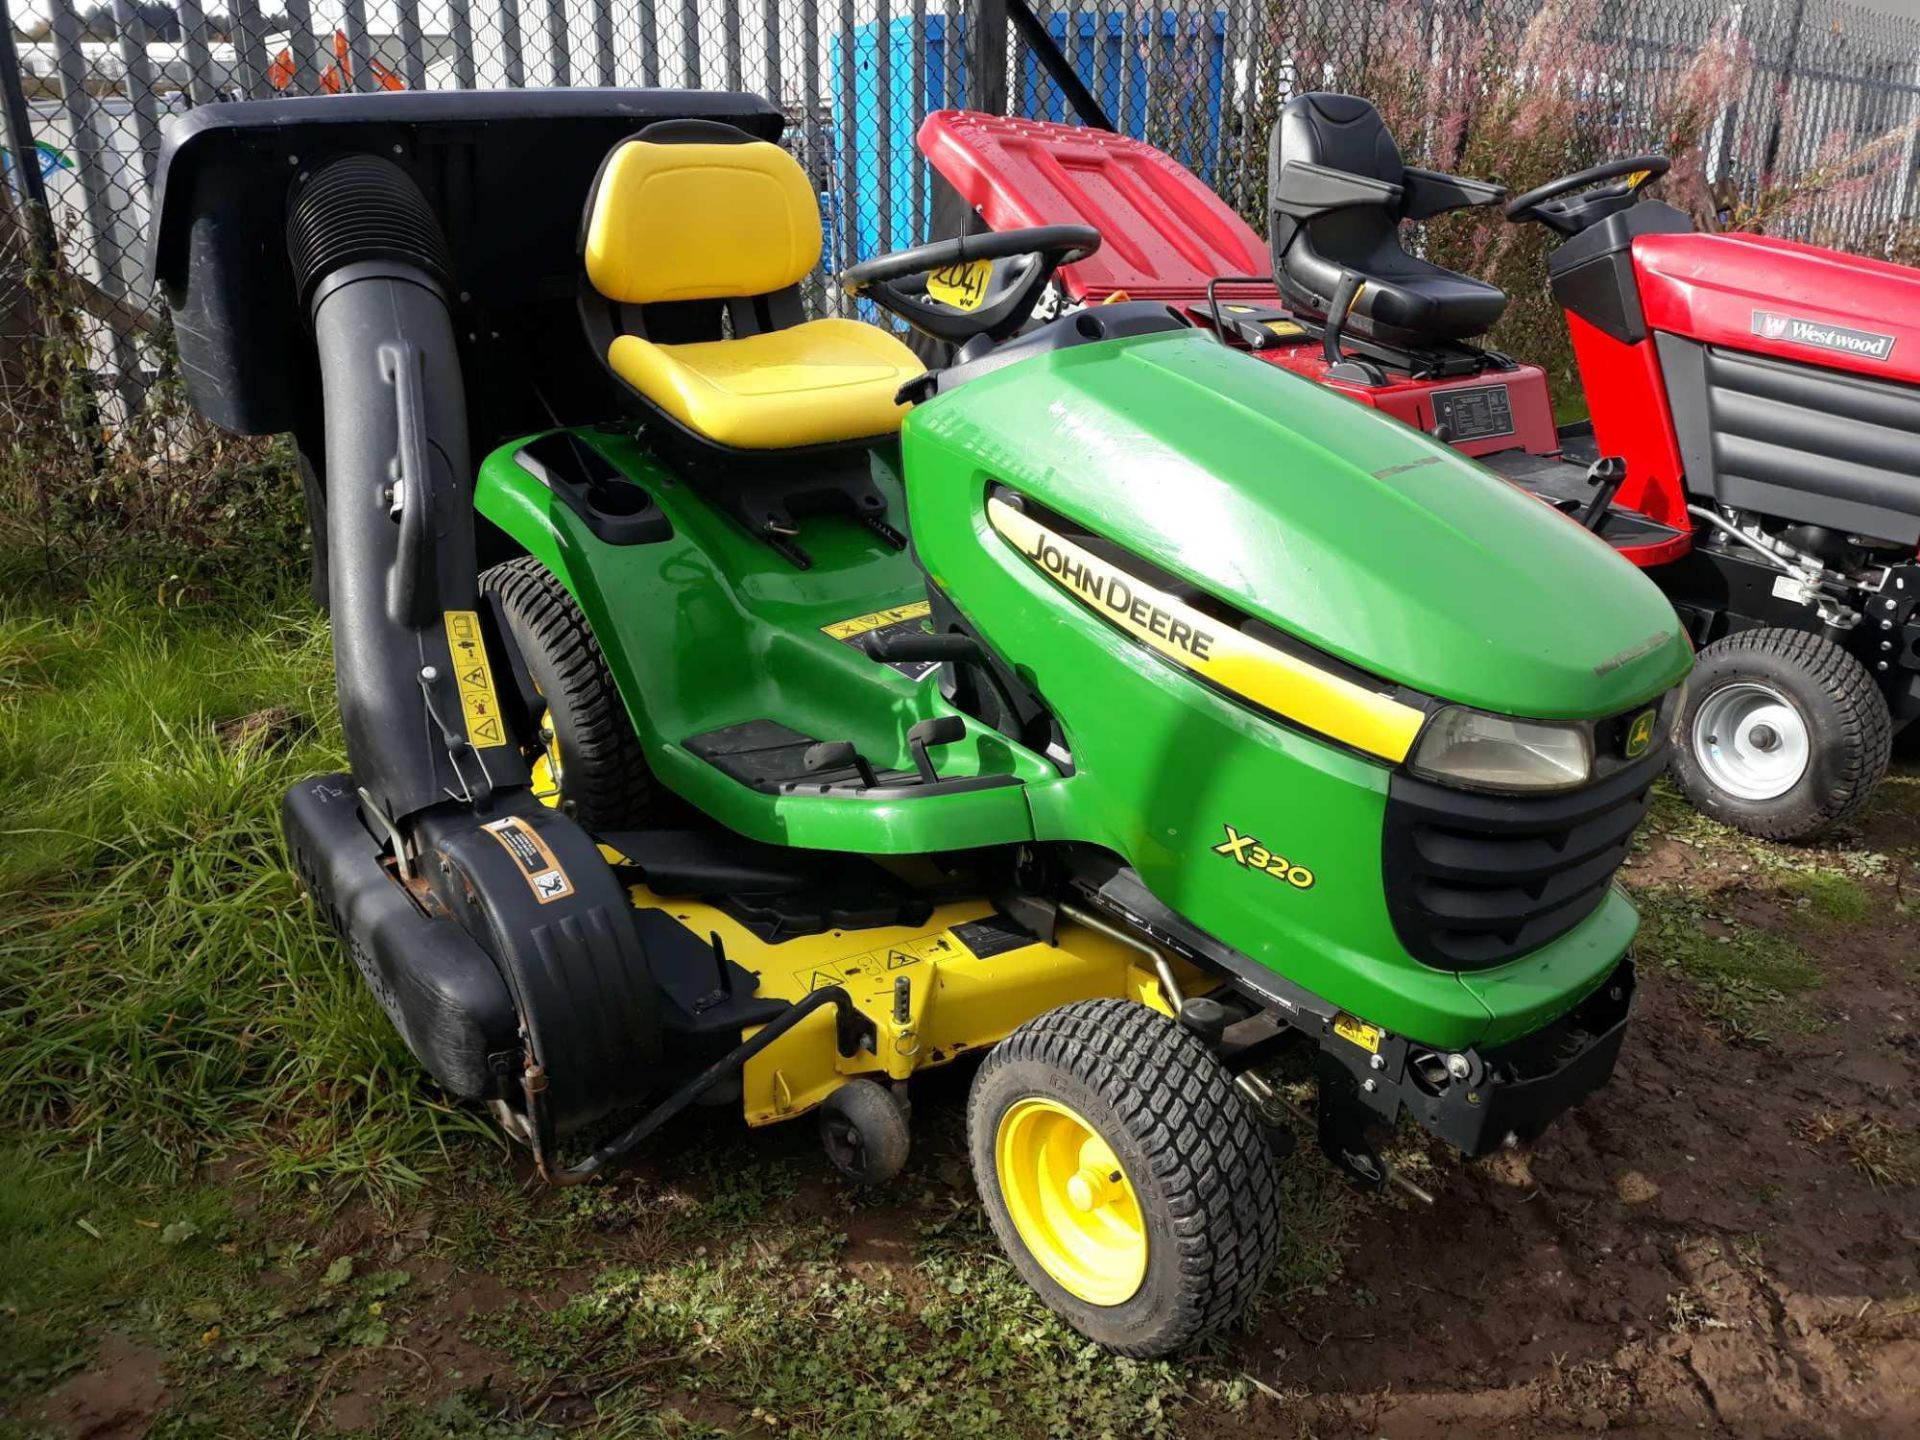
[[1692, 683, 1810, 802]]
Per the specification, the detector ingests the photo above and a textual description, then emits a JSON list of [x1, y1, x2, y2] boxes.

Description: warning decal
[[822, 601, 932, 641], [1332, 1014, 1383, 1054], [829, 931, 960, 980], [481, 816, 575, 904], [821, 600, 939, 682], [443, 610, 510, 749]]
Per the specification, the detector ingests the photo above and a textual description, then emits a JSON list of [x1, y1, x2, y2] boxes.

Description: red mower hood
[[918, 109, 1272, 303], [1634, 232, 1920, 386]]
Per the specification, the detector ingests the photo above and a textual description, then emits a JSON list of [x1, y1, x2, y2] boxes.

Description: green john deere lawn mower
[[151, 87, 1690, 1356]]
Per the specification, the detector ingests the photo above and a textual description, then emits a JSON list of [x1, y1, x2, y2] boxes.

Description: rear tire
[[480, 556, 658, 831], [968, 998, 1282, 1357], [1669, 626, 1890, 840]]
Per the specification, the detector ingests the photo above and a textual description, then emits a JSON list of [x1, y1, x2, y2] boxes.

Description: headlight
[[1409, 706, 1593, 793]]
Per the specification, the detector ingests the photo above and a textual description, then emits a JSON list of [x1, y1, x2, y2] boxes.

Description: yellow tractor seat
[[607, 318, 920, 451], [583, 126, 922, 451]]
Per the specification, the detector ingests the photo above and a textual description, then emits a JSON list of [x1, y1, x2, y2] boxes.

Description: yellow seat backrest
[[584, 138, 822, 306]]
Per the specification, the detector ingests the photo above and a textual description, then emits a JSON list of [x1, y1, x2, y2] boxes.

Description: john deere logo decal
[[1624, 708, 1657, 759], [1751, 309, 1894, 362], [985, 495, 1428, 763]]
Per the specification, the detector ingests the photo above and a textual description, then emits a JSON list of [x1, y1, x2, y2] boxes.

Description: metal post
[[48, 0, 113, 274], [638, 0, 660, 87], [970, 0, 1009, 115], [840, 0, 859, 278], [724, 0, 741, 91], [802, 0, 820, 194], [110, 0, 161, 189], [174, 0, 218, 105], [0, 1, 50, 222], [340, 0, 376, 94], [592, 0, 616, 86], [682, 0, 701, 87], [499, 0, 526, 88], [396, 0, 428, 91], [911, 0, 927, 238], [229, 0, 271, 99], [877, 0, 893, 252], [449, 0, 477, 90], [764, 0, 784, 109], [546, 0, 570, 87], [1764, 0, 1810, 176], [279, 0, 325, 96]]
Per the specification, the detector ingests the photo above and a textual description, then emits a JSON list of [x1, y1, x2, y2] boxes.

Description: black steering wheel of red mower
[[1504, 155, 1670, 236], [842, 224, 1101, 348]]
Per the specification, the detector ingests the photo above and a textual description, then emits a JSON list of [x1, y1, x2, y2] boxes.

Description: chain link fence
[[2, 0, 1917, 570]]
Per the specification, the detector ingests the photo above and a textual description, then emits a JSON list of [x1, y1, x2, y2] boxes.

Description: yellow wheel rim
[[529, 703, 563, 809], [994, 1097, 1147, 1307]]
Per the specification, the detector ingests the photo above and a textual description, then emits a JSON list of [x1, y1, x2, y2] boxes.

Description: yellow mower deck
[[627, 888, 1194, 1126]]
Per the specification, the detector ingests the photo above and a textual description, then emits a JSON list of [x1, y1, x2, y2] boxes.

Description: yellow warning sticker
[[927, 258, 993, 311], [482, 816, 574, 904], [833, 932, 962, 978], [443, 610, 509, 749], [1332, 1014, 1383, 1054], [821, 600, 932, 642]]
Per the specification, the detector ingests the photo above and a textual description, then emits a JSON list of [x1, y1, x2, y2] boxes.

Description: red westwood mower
[[913, 38, 1920, 841]]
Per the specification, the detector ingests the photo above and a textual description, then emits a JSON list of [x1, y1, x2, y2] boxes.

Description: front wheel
[[1669, 627, 1891, 840], [968, 998, 1282, 1357]]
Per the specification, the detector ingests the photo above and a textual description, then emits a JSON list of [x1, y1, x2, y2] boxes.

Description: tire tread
[[480, 556, 656, 830], [1676, 626, 1890, 840], [970, 998, 1282, 1356]]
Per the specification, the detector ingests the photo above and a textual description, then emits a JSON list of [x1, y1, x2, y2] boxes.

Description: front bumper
[[1313, 956, 1635, 1179]]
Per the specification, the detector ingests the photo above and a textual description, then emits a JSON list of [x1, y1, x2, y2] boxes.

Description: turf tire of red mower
[[1669, 626, 1891, 841], [968, 998, 1283, 1357], [481, 556, 658, 831]]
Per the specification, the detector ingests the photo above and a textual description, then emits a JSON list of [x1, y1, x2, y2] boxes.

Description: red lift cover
[[1635, 231, 1920, 387], [918, 110, 1273, 302]]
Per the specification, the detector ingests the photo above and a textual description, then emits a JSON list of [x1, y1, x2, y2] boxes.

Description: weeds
[[0, 573, 487, 1193], [1796, 1111, 1917, 1190]]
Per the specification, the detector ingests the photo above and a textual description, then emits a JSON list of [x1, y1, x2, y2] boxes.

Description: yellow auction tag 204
[[927, 258, 993, 311]]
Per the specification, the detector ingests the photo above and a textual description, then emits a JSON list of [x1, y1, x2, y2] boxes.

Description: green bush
[[1, 236, 307, 592]]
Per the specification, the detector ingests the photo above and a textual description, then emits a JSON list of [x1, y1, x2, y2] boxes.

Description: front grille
[[1381, 734, 1667, 970]]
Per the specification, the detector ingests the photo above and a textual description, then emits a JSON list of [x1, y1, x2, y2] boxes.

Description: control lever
[[803, 740, 878, 788], [1581, 455, 1628, 533], [867, 631, 981, 664], [1321, 270, 1387, 385], [906, 716, 966, 785]]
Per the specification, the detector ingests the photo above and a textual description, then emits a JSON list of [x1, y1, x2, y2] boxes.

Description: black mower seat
[[1269, 94, 1509, 347], [582, 122, 922, 450]]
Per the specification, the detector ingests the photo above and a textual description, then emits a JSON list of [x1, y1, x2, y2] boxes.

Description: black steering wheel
[[842, 225, 1101, 347], [1504, 155, 1670, 237]]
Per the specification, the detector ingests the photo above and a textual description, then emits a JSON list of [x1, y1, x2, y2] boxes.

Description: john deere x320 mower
[[152, 88, 1689, 1355]]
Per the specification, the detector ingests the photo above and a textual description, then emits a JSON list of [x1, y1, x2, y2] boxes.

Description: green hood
[[908, 328, 1689, 719]]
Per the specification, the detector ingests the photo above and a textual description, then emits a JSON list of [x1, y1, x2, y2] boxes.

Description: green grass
[[1631, 884, 1824, 1043], [0, 1147, 244, 1405], [0, 576, 486, 1193]]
